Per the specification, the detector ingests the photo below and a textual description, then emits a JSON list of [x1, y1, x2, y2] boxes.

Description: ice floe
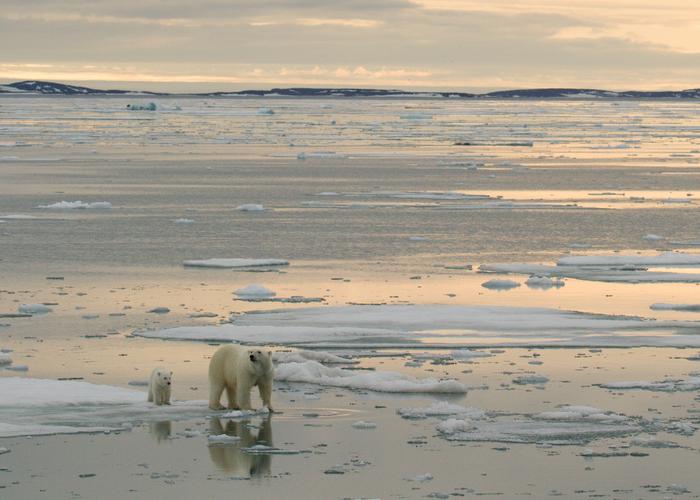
[[183, 258, 289, 269], [351, 421, 377, 429], [18, 303, 52, 315], [274, 360, 467, 393], [397, 402, 486, 420], [481, 279, 520, 290], [36, 200, 112, 209], [599, 377, 700, 392], [234, 284, 276, 299], [134, 304, 700, 348], [557, 251, 700, 267], [273, 350, 357, 364], [525, 276, 565, 289], [650, 303, 700, 312], [512, 375, 549, 385], [236, 204, 265, 212]]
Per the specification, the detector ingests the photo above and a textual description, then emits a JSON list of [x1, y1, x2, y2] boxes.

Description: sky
[[2, 0, 700, 91]]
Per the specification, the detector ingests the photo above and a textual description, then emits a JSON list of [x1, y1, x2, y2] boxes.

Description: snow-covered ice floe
[[273, 350, 357, 364], [0, 378, 213, 438], [36, 200, 112, 209], [397, 402, 486, 420], [599, 377, 700, 392], [133, 304, 700, 348], [235, 204, 265, 212], [437, 405, 640, 445], [183, 258, 289, 269], [274, 360, 467, 393], [557, 251, 700, 267], [234, 284, 276, 299], [18, 303, 52, 315], [650, 303, 700, 312]]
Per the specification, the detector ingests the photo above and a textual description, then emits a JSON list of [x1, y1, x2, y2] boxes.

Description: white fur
[[148, 367, 172, 406], [208, 345, 274, 411]]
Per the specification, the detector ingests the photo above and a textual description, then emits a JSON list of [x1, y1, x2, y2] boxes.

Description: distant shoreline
[[2, 80, 700, 99]]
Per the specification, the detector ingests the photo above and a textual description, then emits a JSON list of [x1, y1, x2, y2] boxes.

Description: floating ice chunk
[[236, 204, 265, 212], [242, 445, 303, 455], [0, 353, 11, 365], [234, 284, 276, 299], [274, 360, 467, 393], [5, 365, 28, 372], [183, 258, 289, 268], [0, 447, 9, 455], [650, 303, 700, 312], [18, 303, 52, 315], [134, 304, 700, 347], [630, 435, 679, 448], [400, 113, 433, 120], [273, 350, 357, 364], [438, 418, 639, 444], [174, 218, 194, 224], [0, 422, 115, 438], [513, 375, 549, 385], [450, 350, 493, 360], [406, 473, 433, 482], [481, 279, 520, 290], [0, 377, 144, 407], [558, 251, 700, 267], [147, 307, 170, 314], [436, 418, 476, 435], [599, 377, 700, 392], [221, 408, 269, 418], [296, 151, 346, 160], [352, 420, 377, 429], [126, 102, 157, 111], [36, 201, 112, 209], [408, 236, 429, 241], [397, 402, 485, 420], [0, 214, 39, 220], [525, 276, 565, 289], [534, 405, 627, 423], [257, 107, 274, 115], [207, 434, 241, 445], [643, 234, 664, 241]]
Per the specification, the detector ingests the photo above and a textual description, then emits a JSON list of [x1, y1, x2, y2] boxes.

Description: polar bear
[[148, 367, 172, 406], [208, 345, 273, 411]]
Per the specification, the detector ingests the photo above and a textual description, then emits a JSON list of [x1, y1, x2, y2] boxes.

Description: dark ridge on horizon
[[2, 80, 700, 99]]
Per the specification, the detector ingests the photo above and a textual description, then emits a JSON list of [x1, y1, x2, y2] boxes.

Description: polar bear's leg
[[226, 384, 239, 410], [164, 386, 171, 405], [236, 379, 253, 410], [209, 381, 225, 410], [148, 386, 154, 402], [258, 380, 273, 411]]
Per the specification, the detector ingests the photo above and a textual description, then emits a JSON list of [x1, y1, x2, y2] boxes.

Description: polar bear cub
[[208, 345, 273, 411], [148, 367, 172, 406]]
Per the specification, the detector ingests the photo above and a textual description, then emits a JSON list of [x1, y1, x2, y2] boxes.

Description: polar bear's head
[[154, 369, 173, 387], [247, 349, 273, 374]]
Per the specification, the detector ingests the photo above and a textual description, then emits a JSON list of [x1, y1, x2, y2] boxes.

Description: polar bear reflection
[[208, 417, 272, 478], [148, 420, 172, 443]]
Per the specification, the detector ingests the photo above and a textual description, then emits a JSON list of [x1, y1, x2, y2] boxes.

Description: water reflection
[[208, 417, 272, 478], [148, 420, 172, 443]]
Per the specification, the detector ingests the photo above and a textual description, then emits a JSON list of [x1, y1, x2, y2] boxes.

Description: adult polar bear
[[208, 345, 274, 411]]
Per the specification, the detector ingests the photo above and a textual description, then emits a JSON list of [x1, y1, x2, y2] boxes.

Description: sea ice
[[207, 434, 241, 445], [274, 360, 467, 393], [236, 204, 265, 212], [134, 304, 700, 347], [174, 218, 194, 224], [397, 402, 485, 420], [351, 421, 377, 429], [599, 377, 700, 392], [481, 279, 520, 290], [183, 258, 289, 268], [234, 284, 276, 299], [525, 276, 565, 289], [0, 353, 11, 365], [273, 350, 357, 364], [557, 251, 700, 267], [512, 375, 549, 385], [36, 201, 112, 209], [18, 303, 52, 315], [650, 303, 700, 312]]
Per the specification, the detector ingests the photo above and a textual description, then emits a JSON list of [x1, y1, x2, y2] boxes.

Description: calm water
[[1, 96, 700, 499]]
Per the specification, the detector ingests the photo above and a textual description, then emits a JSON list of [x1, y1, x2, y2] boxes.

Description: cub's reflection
[[148, 420, 172, 443], [208, 417, 272, 478]]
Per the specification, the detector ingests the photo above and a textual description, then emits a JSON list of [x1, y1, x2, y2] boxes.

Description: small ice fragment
[[236, 204, 265, 212], [234, 284, 275, 299], [643, 234, 664, 241], [148, 307, 170, 314], [207, 434, 241, 445], [0, 447, 9, 455], [18, 304, 52, 315], [512, 375, 549, 385], [5, 365, 28, 372], [174, 218, 194, 224], [0, 353, 12, 365], [257, 108, 274, 115], [351, 421, 377, 429], [406, 473, 433, 482], [36, 201, 111, 209], [481, 279, 520, 290]]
